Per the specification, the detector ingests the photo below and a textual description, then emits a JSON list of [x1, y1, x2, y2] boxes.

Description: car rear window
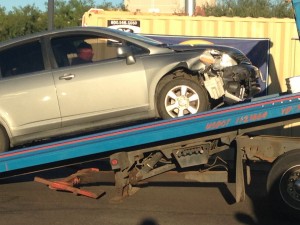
[[0, 41, 45, 78]]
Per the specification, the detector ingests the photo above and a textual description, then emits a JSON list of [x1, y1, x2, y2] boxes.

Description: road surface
[[0, 163, 298, 225]]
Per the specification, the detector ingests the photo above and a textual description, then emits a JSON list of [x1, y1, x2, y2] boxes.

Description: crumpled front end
[[222, 63, 262, 103], [197, 48, 262, 105]]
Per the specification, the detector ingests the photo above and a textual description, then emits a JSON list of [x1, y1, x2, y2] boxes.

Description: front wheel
[[267, 150, 300, 219], [156, 77, 210, 119]]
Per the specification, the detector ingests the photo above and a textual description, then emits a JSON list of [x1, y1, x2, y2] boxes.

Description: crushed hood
[[293, 0, 300, 39]]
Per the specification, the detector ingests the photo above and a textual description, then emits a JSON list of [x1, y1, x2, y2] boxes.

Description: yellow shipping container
[[82, 10, 300, 95]]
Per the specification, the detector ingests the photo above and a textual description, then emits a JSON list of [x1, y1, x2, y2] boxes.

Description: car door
[[51, 37, 149, 127], [0, 40, 61, 136]]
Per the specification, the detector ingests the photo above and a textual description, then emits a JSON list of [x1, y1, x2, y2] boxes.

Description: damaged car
[[0, 26, 262, 152]]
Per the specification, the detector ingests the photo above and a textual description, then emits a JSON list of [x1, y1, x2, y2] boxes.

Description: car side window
[[126, 42, 150, 55], [51, 36, 123, 68], [0, 41, 44, 78], [51, 35, 149, 68], [90, 38, 120, 62]]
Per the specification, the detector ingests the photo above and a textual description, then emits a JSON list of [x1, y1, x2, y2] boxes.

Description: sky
[[0, 0, 123, 11]]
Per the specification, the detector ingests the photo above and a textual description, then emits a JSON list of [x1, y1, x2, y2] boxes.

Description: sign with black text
[[108, 20, 141, 33]]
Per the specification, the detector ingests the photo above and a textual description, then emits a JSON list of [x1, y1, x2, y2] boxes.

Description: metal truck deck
[[1, 91, 300, 174]]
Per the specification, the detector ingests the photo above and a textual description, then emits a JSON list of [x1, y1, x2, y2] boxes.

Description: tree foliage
[[54, 0, 95, 28], [0, 0, 125, 41], [203, 0, 294, 18], [0, 0, 295, 42], [0, 5, 47, 42]]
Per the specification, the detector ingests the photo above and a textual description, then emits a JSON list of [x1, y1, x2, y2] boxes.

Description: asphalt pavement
[[0, 163, 298, 225]]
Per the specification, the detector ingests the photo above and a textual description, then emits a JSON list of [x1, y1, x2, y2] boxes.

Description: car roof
[[0, 26, 172, 55], [0, 26, 117, 45]]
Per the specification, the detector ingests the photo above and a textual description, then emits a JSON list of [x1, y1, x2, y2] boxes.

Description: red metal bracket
[[34, 168, 105, 199]]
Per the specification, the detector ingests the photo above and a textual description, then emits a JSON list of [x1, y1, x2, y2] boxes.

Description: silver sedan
[[0, 27, 262, 152]]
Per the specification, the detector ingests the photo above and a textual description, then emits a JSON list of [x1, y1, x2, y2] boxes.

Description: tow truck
[[1, 0, 300, 219]]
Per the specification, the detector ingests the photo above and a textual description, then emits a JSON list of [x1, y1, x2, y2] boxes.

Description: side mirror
[[117, 46, 136, 65]]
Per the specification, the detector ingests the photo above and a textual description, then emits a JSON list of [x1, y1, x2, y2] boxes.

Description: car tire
[[266, 149, 300, 219], [0, 126, 9, 153], [156, 77, 210, 119]]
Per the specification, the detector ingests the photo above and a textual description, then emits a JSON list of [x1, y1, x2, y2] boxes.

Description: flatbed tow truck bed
[[0, 91, 299, 173], [1, 89, 300, 218]]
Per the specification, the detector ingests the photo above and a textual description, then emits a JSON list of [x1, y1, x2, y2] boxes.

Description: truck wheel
[[267, 149, 300, 219], [0, 126, 9, 153], [156, 77, 210, 119]]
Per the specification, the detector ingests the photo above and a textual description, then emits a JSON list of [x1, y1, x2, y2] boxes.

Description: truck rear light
[[111, 159, 118, 166]]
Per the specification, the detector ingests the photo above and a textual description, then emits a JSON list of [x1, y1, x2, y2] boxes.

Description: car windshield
[[106, 28, 165, 46]]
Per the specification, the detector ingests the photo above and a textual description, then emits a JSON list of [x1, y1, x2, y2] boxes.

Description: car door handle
[[59, 74, 75, 80]]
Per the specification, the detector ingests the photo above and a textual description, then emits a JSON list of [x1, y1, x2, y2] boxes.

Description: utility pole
[[48, 0, 54, 30]]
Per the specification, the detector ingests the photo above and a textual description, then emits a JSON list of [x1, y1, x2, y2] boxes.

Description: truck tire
[[0, 126, 9, 153], [156, 77, 210, 119], [266, 149, 300, 219]]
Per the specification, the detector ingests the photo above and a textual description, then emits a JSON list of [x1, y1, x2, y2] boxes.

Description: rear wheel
[[156, 77, 210, 119], [267, 150, 300, 219], [0, 126, 9, 153]]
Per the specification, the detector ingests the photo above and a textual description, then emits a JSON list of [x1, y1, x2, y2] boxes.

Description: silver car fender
[[147, 61, 191, 113]]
